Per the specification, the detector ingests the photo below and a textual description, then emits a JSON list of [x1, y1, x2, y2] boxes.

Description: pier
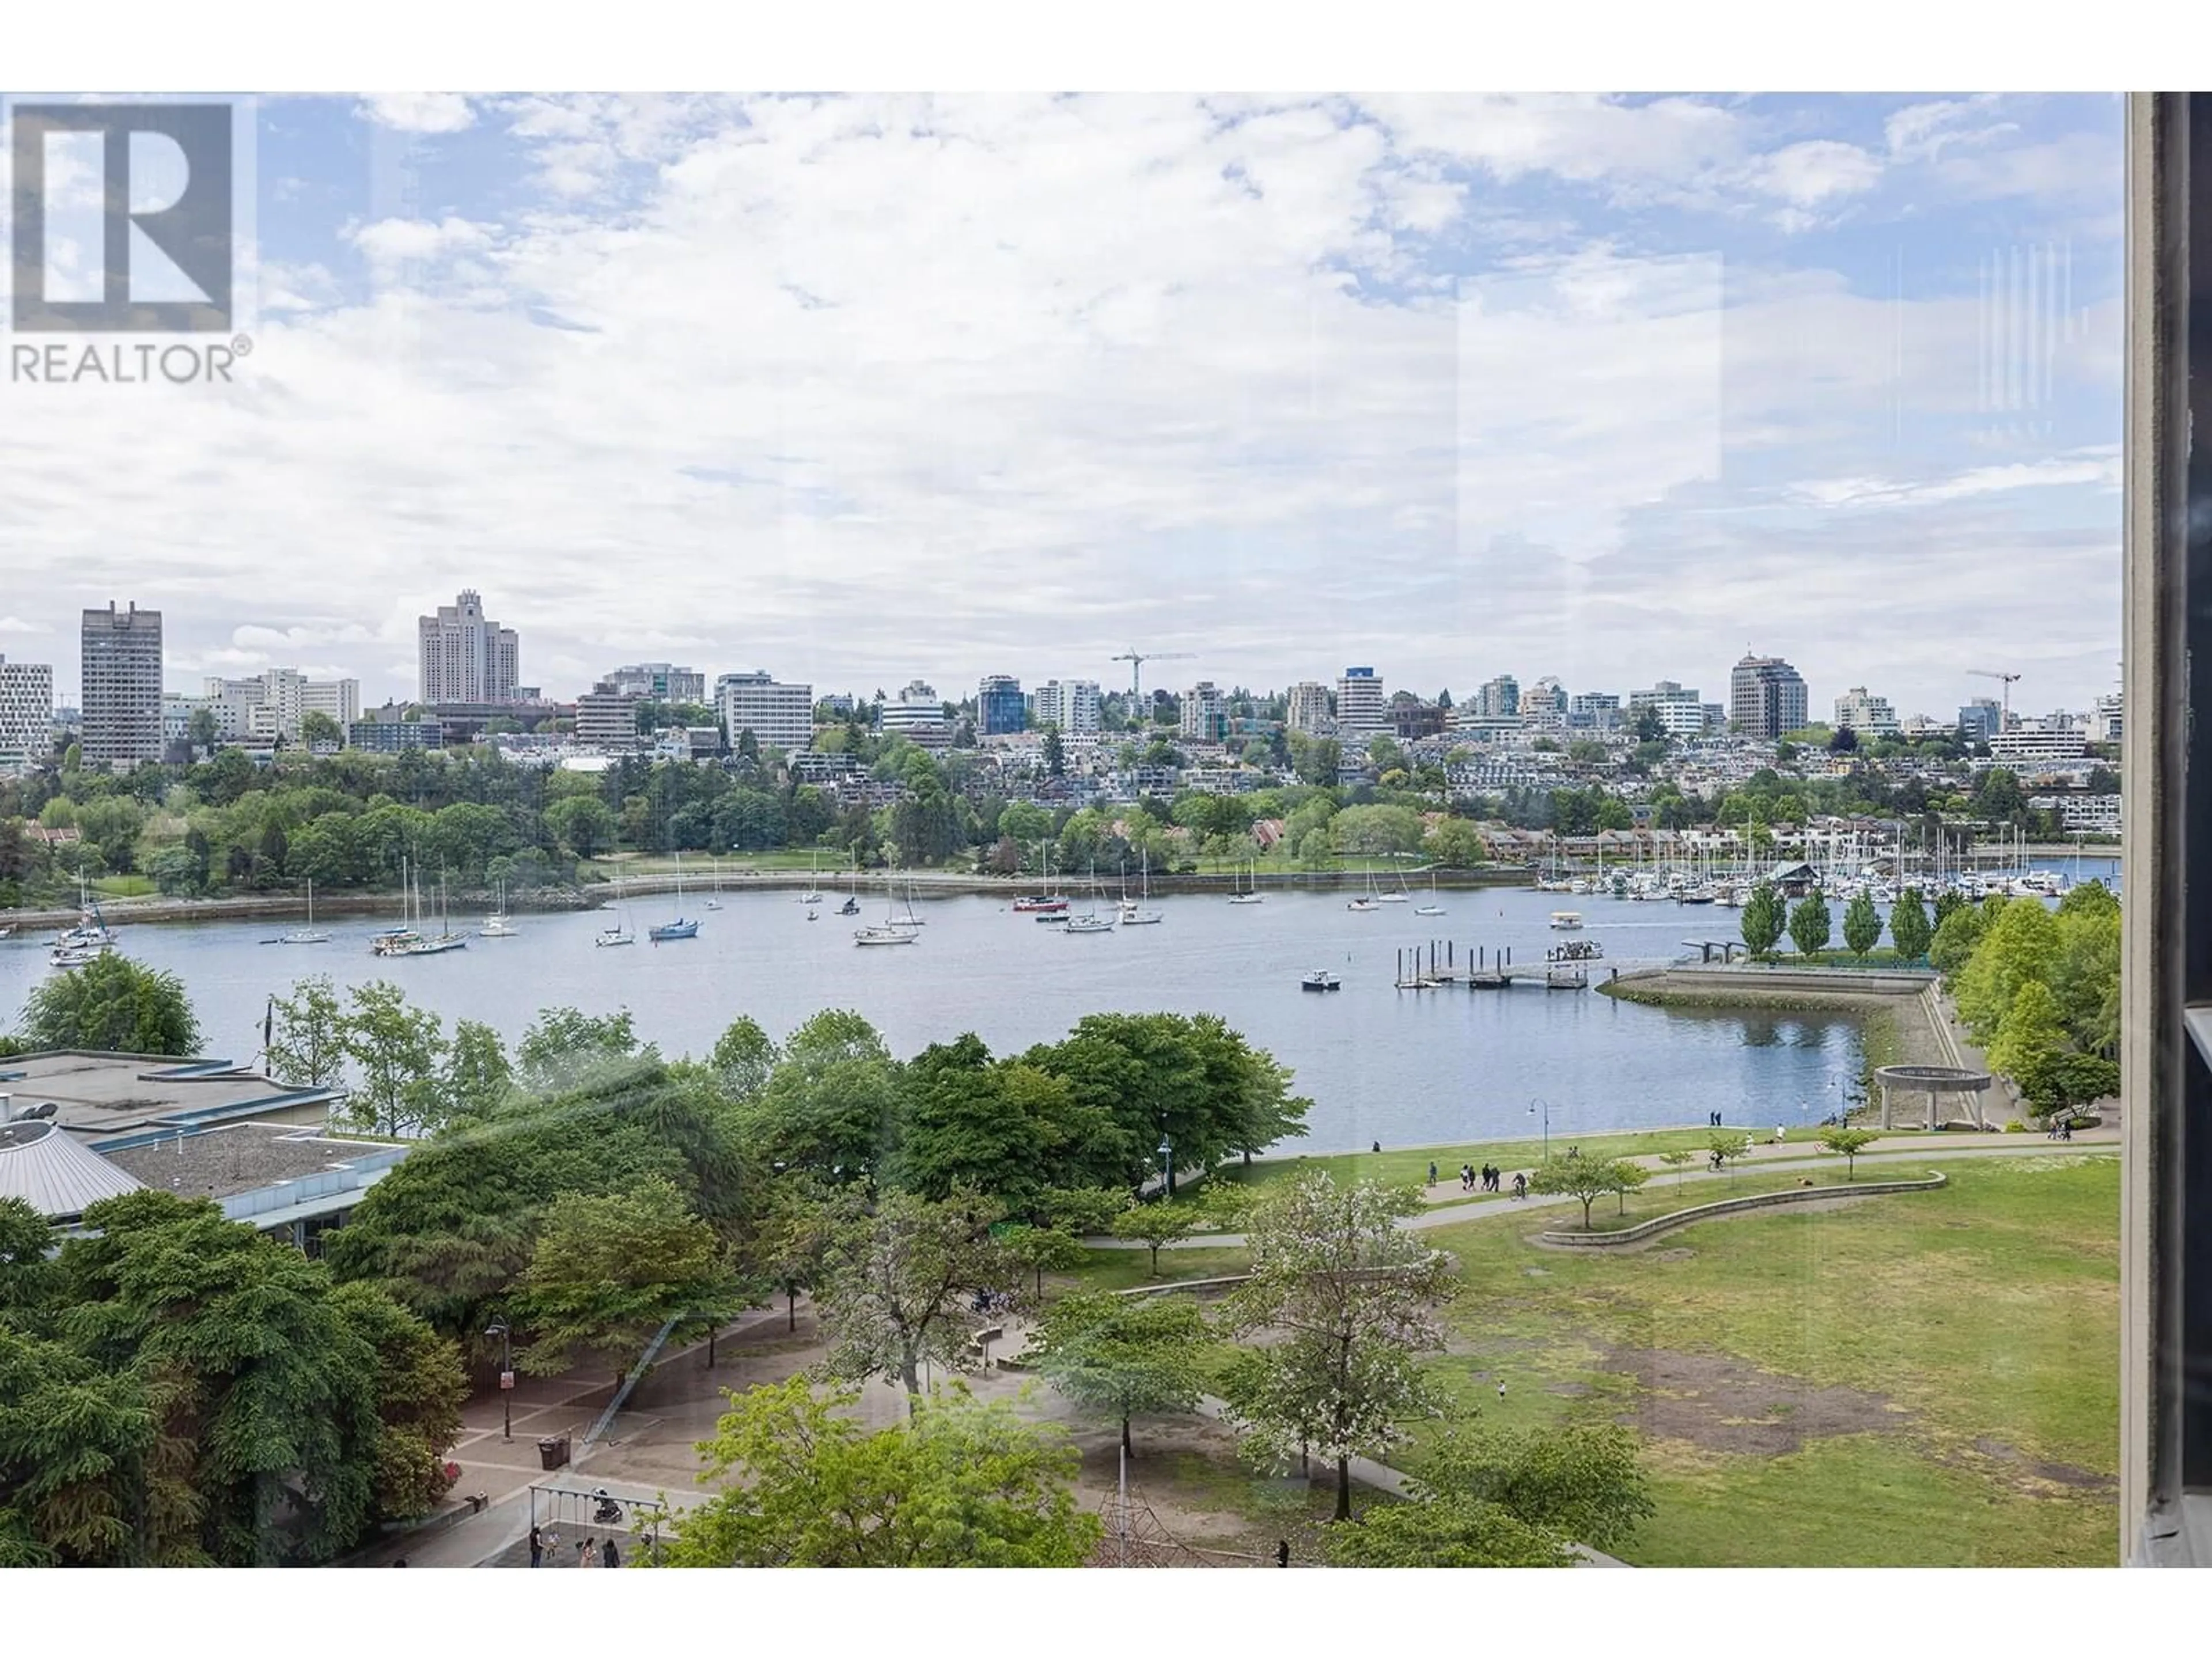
[[1393, 941, 1590, 992]]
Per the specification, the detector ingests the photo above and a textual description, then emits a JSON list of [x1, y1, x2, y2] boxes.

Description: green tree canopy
[[1889, 887, 1934, 963], [813, 1187, 1016, 1402], [1787, 892, 1832, 958], [18, 955, 201, 1055], [1842, 891, 1883, 960], [1028, 1291, 1210, 1457], [660, 1376, 1098, 1567], [1739, 882, 1785, 960]]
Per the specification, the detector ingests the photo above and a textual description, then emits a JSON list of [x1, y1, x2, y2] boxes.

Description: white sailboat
[[798, 851, 824, 906], [1346, 869, 1382, 912], [1065, 863, 1115, 933], [650, 853, 701, 942], [1117, 848, 1163, 926], [596, 853, 635, 947], [705, 859, 723, 911], [855, 873, 920, 946], [1414, 870, 1445, 917], [480, 878, 518, 937], [279, 879, 331, 945], [1228, 857, 1264, 904]]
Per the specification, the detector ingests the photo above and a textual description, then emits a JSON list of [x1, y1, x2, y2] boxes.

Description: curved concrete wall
[[1538, 1171, 1948, 1247]]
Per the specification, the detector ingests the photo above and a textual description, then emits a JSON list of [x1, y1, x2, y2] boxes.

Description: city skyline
[[0, 93, 2122, 715]]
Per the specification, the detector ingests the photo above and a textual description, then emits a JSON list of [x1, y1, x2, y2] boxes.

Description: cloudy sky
[[1, 92, 2121, 722]]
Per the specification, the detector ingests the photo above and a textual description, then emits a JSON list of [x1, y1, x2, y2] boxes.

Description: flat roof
[[0, 1051, 344, 1143], [102, 1122, 399, 1202]]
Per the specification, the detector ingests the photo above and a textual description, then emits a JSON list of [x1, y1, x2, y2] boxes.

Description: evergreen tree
[[1740, 882, 1785, 960], [1787, 893, 1833, 959]]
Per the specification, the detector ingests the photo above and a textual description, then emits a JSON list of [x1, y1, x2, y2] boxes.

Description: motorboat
[[854, 924, 918, 946], [1549, 911, 1584, 930], [1063, 911, 1116, 934], [1346, 897, 1380, 912], [1301, 970, 1341, 993]]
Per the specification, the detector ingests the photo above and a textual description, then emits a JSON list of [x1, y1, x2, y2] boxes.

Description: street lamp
[[485, 1318, 513, 1441], [1528, 1098, 1550, 1161], [1158, 1137, 1173, 1198]]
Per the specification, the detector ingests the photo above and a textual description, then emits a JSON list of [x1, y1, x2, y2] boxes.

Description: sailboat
[[1116, 848, 1163, 926], [378, 865, 468, 956], [1014, 840, 1069, 914], [1228, 857, 1264, 904], [596, 852, 636, 947], [1414, 870, 1445, 917], [1377, 866, 1411, 904], [798, 851, 823, 906], [650, 853, 700, 942], [704, 859, 722, 911], [838, 872, 861, 916], [1346, 869, 1382, 912], [1065, 862, 1115, 933], [890, 870, 925, 928], [480, 878, 518, 937], [854, 873, 920, 945], [278, 878, 332, 945]]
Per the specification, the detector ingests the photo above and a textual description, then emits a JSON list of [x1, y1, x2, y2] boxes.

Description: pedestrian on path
[[1513, 1172, 1527, 1199], [1276, 1539, 1290, 1567], [529, 1524, 543, 1568], [577, 1538, 594, 1567], [601, 1537, 620, 1569], [1429, 1161, 1439, 1185]]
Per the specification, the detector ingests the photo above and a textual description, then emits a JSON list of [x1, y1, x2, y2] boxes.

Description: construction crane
[[1967, 669, 2022, 732], [1111, 649, 1198, 702]]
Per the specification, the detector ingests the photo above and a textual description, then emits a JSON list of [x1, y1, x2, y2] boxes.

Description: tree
[[1828, 724, 1858, 753], [1528, 1153, 1640, 1230], [1929, 903, 1987, 975], [264, 975, 347, 1090], [1739, 882, 1785, 960], [444, 1018, 513, 1119], [1420, 1422, 1654, 1554], [709, 1014, 780, 1099], [813, 1188, 1016, 1404], [1889, 887, 1933, 963], [1986, 979, 2067, 1100], [515, 1005, 642, 1094], [660, 1376, 1098, 1567], [1842, 891, 1883, 961], [187, 706, 219, 750], [1028, 1291, 1209, 1457], [1219, 1175, 1454, 1521], [512, 1177, 736, 1388], [19, 954, 201, 1055], [1707, 1131, 1751, 1180], [1110, 1200, 1203, 1278], [1953, 899, 2062, 1043], [543, 794, 617, 858], [328, 1281, 467, 1522], [1041, 724, 1066, 778], [1787, 892, 1832, 959], [338, 980, 448, 1137], [1817, 1126, 1880, 1179], [896, 1038, 1119, 1205], [300, 710, 344, 748], [1658, 1149, 1694, 1187]]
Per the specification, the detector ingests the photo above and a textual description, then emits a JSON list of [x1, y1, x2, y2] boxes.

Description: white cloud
[[1789, 450, 2122, 509], [357, 93, 475, 135], [346, 216, 495, 267], [1745, 140, 1881, 207], [0, 616, 46, 635]]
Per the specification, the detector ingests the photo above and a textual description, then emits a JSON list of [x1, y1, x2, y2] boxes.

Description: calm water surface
[[1, 881, 1899, 1153]]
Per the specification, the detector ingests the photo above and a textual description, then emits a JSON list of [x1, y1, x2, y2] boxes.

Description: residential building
[[1475, 673, 1521, 720], [79, 601, 163, 769], [1627, 680, 1706, 740], [417, 589, 521, 704], [1033, 678, 1101, 736], [1729, 653, 1809, 740], [1523, 677, 1569, 730], [575, 682, 641, 751], [346, 717, 444, 752], [0, 656, 53, 772], [1958, 698, 2004, 743], [717, 670, 814, 752], [818, 693, 857, 718], [1389, 700, 1448, 741], [1180, 680, 1228, 743], [1988, 728, 2089, 767], [1286, 680, 1334, 735], [603, 662, 706, 703], [1833, 685, 1900, 736], [977, 674, 1026, 736], [2094, 690, 2124, 743], [1335, 667, 1387, 734], [1569, 691, 1622, 732], [2029, 792, 2122, 835]]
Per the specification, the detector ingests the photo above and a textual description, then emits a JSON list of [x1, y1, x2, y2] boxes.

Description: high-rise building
[[1475, 674, 1521, 720], [977, 674, 1025, 736], [1286, 680, 1334, 735], [0, 655, 54, 771], [604, 662, 706, 703], [418, 589, 521, 704], [79, 602, 163, 769], [1729, 654, 1809, 740], [2094, 690, 2124, 743], [1627, 680, 1706, 740], [575, 682, 642, 751], [1833, 685, 1900, 736], [716, 670, 814, 752], [301, 677, 361, 732], [1033, 679, 1101, 736], [1335, 667, 1386, 734], [881, 681, 951, 748], [1180, 680, 1228, 743], [1569, 691, 1622, 732], [1958, 698, 2003, 743]]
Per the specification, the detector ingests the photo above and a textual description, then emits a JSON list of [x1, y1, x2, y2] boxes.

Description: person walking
[[1513, 1171, 1527, 1199], [601, 1536, 620, 1569], [1429, 1161, 1439, 1186], [529, 1523, 543, 1569], [577, 1537, 594, 1568]]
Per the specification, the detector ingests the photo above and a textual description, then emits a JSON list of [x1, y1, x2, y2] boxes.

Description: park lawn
[[1222, 1125, 1832, 1196], [91, 875, 156, 899], [1408, 1153, 2120, 1566], [1062, 1245, 1251, 1294]]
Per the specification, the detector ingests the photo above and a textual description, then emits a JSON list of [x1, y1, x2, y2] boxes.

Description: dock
[[1394, 941, 1589, 992]]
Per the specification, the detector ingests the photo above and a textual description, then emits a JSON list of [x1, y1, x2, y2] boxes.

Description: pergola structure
[[1873, 1064, 1995, 1131]]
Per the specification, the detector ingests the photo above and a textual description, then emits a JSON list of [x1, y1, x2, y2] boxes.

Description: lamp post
[[1528, 1098, 1549, 1161], [486, 1318, 513, 1441], [1158, 1137, 1173, 1199]]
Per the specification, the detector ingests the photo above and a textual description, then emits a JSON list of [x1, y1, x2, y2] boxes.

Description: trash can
[[537, 1434, 570, 1471]]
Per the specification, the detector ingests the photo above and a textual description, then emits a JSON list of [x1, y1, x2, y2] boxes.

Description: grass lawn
[[1062, 1245, 1251, 1294], [1218, 1126, 1835, 1196], [1412, 1153, 2119, 1566], [91, 875, 157, 899]]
